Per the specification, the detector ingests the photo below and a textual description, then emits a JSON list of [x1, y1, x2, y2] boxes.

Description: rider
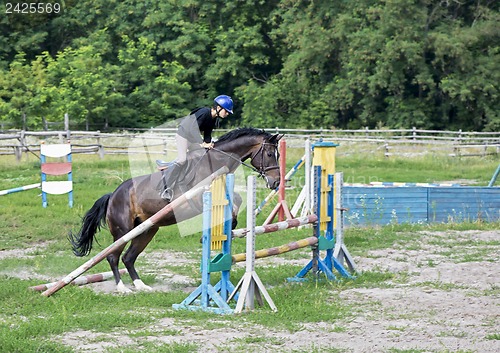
[[157, 94, 234, 201]]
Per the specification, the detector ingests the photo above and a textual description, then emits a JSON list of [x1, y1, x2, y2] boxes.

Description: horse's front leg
[[232, 192, 242, 229], [122, 227, 159, 291]]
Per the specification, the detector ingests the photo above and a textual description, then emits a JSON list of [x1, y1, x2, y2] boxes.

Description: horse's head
[[248, 133, 283, 189], [214, 128, 283, 189]]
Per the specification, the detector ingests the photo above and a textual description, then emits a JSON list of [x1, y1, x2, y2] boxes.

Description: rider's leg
[[160, 135, 188, 201]]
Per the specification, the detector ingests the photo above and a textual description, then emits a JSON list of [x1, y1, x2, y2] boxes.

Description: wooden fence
[[0, 128, 499, 161]]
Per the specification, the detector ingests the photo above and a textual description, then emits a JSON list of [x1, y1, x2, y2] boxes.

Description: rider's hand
[[200, 142, 214, 149]]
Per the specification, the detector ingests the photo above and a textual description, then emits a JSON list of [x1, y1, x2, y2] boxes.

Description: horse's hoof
[[133, 279, 153, 291], [116, 280, 132, 293]]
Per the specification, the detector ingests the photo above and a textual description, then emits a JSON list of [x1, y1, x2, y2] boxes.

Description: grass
[[0, 149, 499, 352]]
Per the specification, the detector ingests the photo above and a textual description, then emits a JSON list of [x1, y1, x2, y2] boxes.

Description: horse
[[68, 127, 283, 293]]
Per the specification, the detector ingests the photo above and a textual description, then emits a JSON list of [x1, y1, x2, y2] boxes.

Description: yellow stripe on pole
[[232, 236, 318, 263]]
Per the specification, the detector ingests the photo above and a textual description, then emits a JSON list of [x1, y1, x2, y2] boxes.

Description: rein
[[211, 142, 279, 177]]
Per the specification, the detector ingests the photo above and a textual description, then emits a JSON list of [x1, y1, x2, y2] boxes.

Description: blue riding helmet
[[214, 95, 234, 114]]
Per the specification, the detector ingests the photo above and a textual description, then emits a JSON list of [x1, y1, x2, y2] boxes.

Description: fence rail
[[0, 128, 498, 161]]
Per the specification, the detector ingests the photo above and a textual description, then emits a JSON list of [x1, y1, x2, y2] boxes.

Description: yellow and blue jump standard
[[173, 174, 236, 314], [292, 141, 354, 281], [211, 173, 236, 302]]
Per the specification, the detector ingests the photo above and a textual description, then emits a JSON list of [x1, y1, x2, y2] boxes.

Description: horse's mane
[[215, 127, 271, 145]]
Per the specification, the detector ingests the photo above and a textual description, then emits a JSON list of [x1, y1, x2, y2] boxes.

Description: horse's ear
[[270, 133, 284, 143]]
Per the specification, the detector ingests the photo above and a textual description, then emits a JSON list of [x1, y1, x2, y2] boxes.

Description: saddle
[[153, 155, 202, 201]]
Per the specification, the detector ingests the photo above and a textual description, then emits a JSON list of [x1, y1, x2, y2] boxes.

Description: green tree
[[116, 35, 191, 126]]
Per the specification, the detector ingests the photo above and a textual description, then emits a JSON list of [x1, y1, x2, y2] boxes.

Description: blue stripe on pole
[[0, 183, 41, 196]]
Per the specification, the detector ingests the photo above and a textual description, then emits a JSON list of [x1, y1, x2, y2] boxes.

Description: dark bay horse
[[69, 127, 282, 293]]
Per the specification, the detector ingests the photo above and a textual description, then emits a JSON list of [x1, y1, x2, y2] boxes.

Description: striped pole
[[254, 154, 305, 216], [0, 183, 40, 196], [30, 269, 127, 292], [41, 166, 229, 297], [232, 236, 318, 263], [232, 214, 318, 238]]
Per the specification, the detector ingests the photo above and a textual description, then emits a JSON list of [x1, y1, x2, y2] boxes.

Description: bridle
[[211, 140, 280, 178], [250, 142, 280, 177]]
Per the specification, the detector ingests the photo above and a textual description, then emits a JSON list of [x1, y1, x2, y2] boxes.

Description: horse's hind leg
[[107, 210, 135, 293], [121, 226, 159, 291], [106, 244, 130, 293]]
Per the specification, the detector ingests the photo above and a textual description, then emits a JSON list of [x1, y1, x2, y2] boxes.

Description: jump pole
[[231, 236, 318, 263], [255, 152, 306, 217], [41, 166, 229, 297], [333, 172, 357, 272], [291, 138, 313, 218], [0, 183, 40, 196], [488, 163, 500, 187], [30, 269, 127, 292], [232, 214, 318, 238], [228, 175, 277, 313]]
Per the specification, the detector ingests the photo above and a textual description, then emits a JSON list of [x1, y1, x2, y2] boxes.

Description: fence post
[[97, 131, 104, 159], [64, 113, 70, 140], [15, 130, 25, 162]]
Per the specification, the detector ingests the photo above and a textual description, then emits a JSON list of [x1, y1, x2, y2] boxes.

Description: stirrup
[[156, 159, 172, 168], [160, 188, 174, 201]]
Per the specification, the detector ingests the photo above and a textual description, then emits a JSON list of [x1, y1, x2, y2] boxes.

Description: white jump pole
[[229, 176, 277, 313], [333, 172, 356, 272], [0, 183, 41, 196], [291, 138, 313, 219]]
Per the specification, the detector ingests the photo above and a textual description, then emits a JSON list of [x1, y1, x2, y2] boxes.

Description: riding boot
[[160, 162, 183, 201]]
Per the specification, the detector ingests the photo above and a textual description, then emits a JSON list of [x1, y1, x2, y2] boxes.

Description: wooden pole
[[30, 269, 127, 292], [229, 176, 277, 313], [232, 214, 317, 238], [232, 236, 318, 263]]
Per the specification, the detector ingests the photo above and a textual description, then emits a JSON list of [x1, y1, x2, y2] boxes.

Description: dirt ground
[[3, 229, 499, 352]]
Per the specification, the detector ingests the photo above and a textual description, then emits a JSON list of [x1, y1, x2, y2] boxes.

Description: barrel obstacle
[[40, 166, 229, 297], [30, 269, 127, 292]]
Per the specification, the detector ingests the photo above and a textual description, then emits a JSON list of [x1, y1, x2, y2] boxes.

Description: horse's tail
[[68, 193, 112, 257]]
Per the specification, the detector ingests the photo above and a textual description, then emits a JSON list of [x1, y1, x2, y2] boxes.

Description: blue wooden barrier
[[343, 186, 500, 226]]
